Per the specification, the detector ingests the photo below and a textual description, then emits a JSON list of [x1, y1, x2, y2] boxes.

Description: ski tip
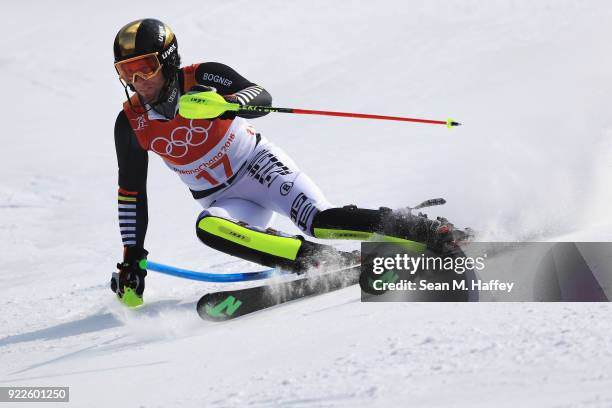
[[197, 294, 236, 322], [446, 119, 461, 128]]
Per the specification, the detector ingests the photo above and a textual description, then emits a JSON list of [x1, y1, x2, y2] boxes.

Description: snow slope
[[1, 1, 611, 407]]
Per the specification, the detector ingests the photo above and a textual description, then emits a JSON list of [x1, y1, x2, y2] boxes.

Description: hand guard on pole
[[111, 247, 149, 307]]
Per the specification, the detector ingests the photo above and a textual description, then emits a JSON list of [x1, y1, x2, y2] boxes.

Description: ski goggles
[[114, 52, 162, 84]]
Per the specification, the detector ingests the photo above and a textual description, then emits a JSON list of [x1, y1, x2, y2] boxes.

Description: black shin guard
[[196, 215, 354, 273], [311, 205, 451, 251]]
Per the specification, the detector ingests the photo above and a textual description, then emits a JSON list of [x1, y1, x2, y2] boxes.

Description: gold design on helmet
[[163, 23, 175, 48], [116, 20, 141, 58]]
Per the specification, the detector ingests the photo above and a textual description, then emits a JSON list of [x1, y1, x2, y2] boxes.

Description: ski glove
[[110, 246, 148, 307]]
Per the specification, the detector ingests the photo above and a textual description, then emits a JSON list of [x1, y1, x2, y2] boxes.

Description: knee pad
[[196, 214, 335, 272]]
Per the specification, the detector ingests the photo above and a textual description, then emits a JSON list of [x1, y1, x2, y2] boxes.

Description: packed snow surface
[[1, 1, 611, 407]]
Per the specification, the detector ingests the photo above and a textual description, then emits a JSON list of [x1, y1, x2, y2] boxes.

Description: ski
[[196, 265, 361, 321]]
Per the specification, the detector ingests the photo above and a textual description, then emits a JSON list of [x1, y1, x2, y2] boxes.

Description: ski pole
[[179, 91, 461, 128], [141, 260, 285, 283]]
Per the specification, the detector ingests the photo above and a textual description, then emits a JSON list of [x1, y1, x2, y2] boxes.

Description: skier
[[111, 18, 461, 306]]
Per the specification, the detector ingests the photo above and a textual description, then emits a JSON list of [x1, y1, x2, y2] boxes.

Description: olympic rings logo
[[151, 120, 213, 158]]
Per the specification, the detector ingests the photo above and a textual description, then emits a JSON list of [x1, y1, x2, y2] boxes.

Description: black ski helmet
[[113, 18, 180, 80]]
